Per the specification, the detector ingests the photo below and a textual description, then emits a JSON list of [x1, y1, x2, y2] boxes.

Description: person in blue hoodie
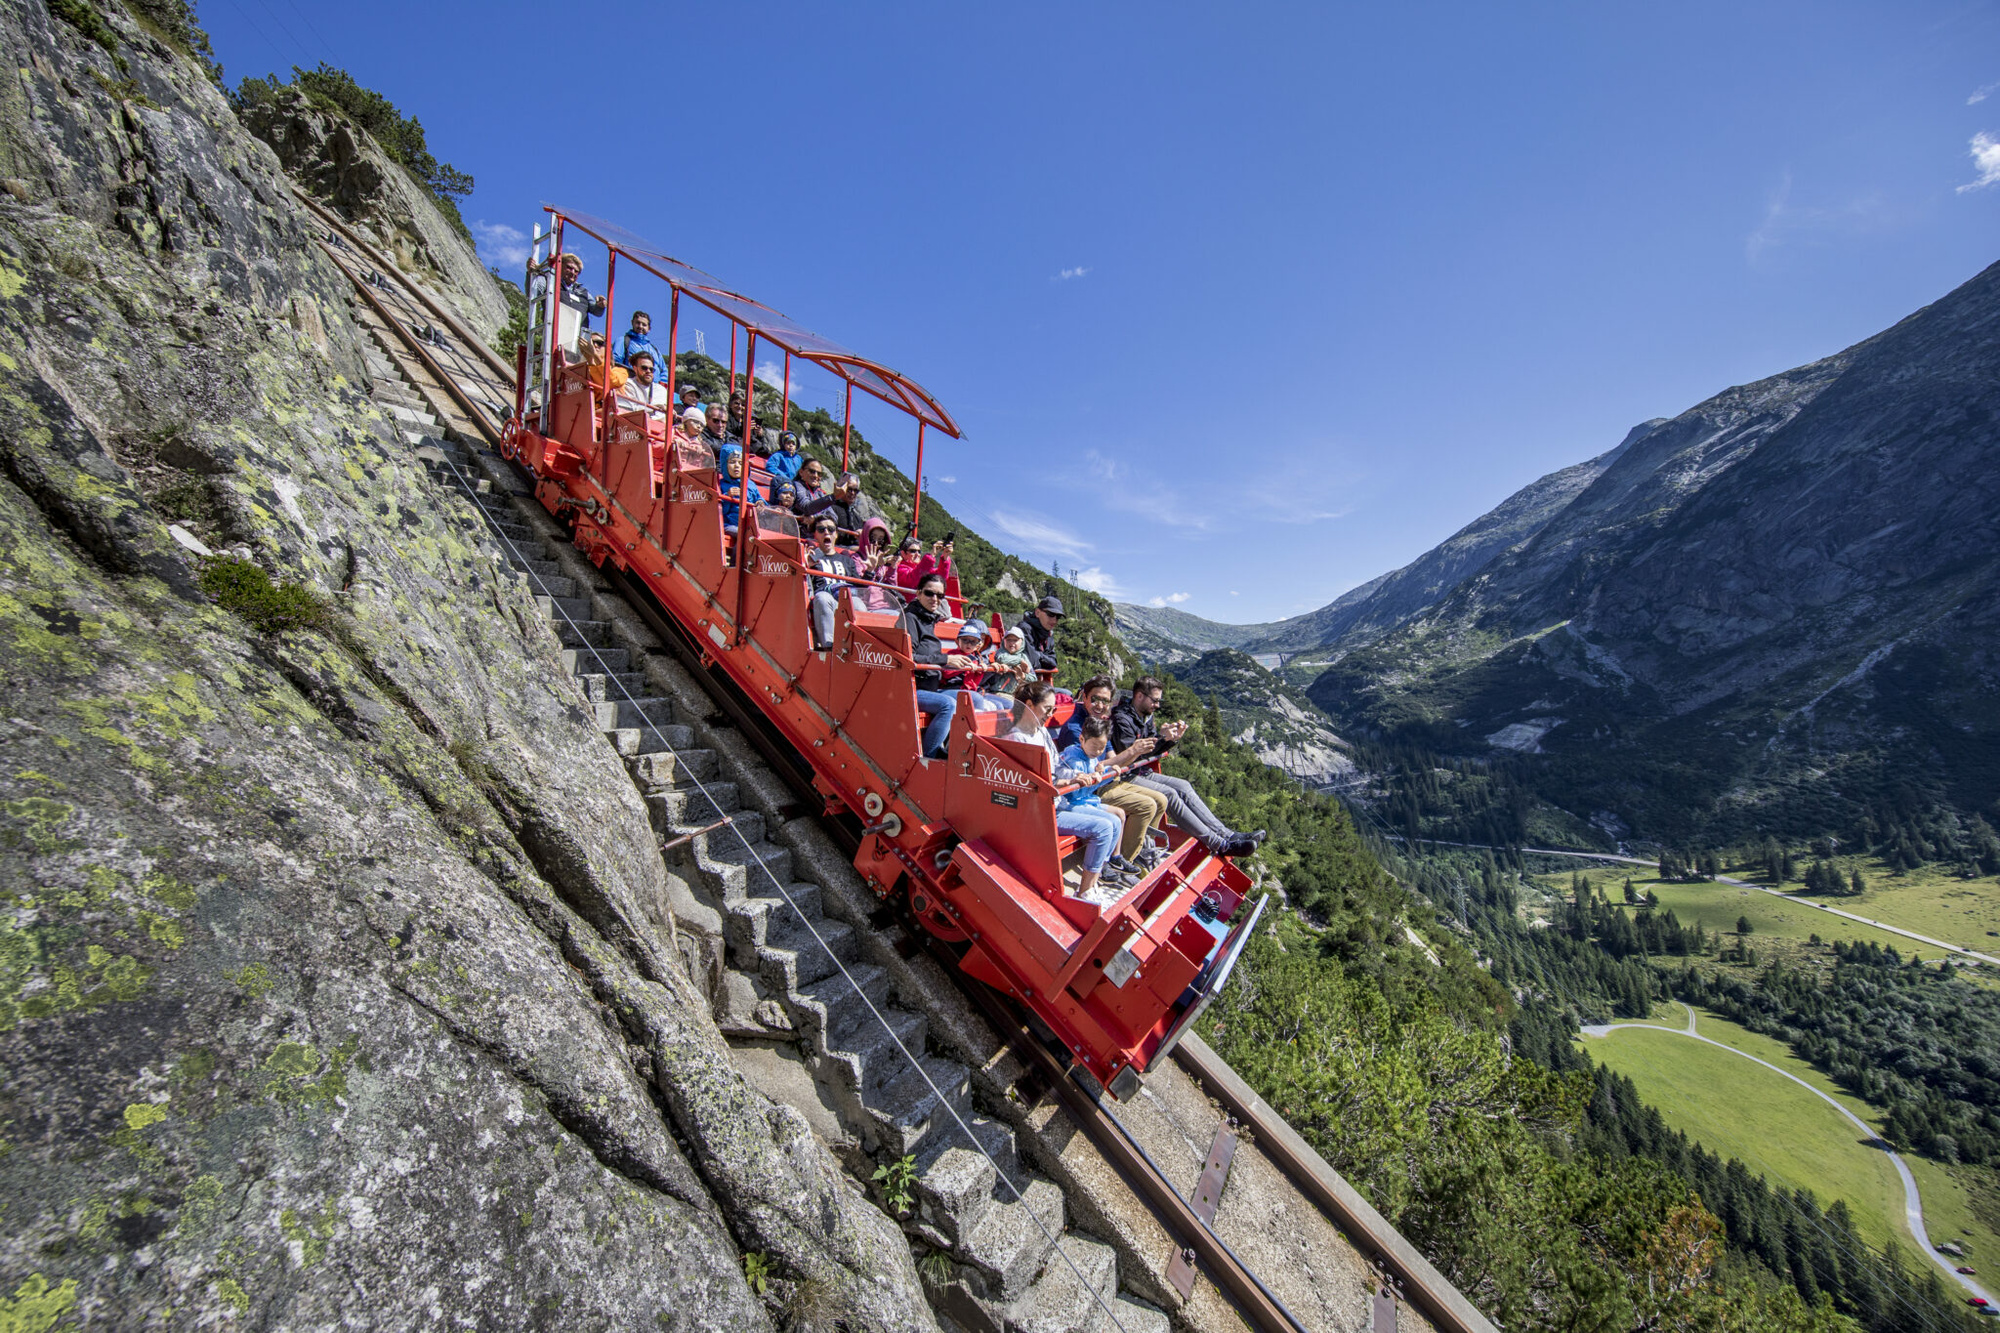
[[766, 430, 806, 485], [616, 311, 661, 368], [718, 446, 762, 538], [1052, 714, 1135, 902]]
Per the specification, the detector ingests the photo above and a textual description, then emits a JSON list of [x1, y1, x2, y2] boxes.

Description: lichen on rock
[[0, 4, 932, 1328]]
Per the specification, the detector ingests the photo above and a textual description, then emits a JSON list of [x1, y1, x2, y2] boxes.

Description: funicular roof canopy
[[551, 207, 961, 439]]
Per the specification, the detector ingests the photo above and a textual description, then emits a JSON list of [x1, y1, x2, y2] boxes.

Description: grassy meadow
[[1584, 1005, 2000, 1273]]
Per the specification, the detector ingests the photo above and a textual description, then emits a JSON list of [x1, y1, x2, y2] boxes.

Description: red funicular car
[[502, 209, 1264, 1096]]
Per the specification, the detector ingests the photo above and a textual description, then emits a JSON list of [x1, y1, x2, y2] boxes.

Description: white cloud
[[754, 360, 798, 395], [1959, 132, 2000, 192], [1229, 590, 1239, 596], [1145, 592, 1191, 607], [1971, 81, 2000, 105], [986, 509, 1092, 559], [935, 475, 956, 484], [1055, 266, 1091, 281], [1074, 567, 1126, 598], [1745, 172, 1895, 259], [472, 220, 532, 270], [1077, 448, 1214, 531]]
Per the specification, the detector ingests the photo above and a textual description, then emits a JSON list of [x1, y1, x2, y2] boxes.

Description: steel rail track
[[315, 214, 1497, 1333]]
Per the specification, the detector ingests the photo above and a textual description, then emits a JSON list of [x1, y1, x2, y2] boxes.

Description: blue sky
[[203, 1, 2000, 623]]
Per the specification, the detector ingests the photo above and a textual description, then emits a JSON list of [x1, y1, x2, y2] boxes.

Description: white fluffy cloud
[[1959, 132, 2000, 192], [1971, 81, 2000, 105], [1073, 567, 1125, 598], [471, 220, 531, 270], [987, 510, 1092, 559], [754, 361, 796, 395], [1055, 266, 1090, 281], [1146, 592, 1191, 607]]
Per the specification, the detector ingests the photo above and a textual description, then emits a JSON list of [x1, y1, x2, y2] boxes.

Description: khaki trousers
[[1100, 781, 1166, 859]]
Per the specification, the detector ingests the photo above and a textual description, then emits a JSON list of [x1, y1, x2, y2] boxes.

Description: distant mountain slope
[[1110, 603, 1273, 664], [1176, 650, 1355, 784], [1115, 423, 1656, 660], [1245, 426, 1659, 653], [1309, 258, 2000, 842]]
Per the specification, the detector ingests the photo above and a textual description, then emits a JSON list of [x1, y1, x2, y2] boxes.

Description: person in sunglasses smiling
[[899, 573, 983, 759]]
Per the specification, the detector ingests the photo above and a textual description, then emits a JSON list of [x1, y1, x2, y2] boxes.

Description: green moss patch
[[197, 558, 329, 635]]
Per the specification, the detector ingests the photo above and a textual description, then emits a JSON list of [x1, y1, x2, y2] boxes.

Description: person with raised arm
[[1111, 676, 1264, 859], [791, 458, 828, 513], [803, 515, 858, 651], [901, 572, 978, 759], [798, 471, 864, 546], [1057, 676, 1168, 871], [856, 518, 901, 612], [1003, 683, 1125, 905]]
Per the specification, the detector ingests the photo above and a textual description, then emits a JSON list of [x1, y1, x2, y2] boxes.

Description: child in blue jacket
[[719, 447, 762, 536]]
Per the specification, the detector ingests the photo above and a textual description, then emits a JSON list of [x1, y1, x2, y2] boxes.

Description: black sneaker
[[1250, 828, 1268, 846], [1222, 835, 1258, 858]]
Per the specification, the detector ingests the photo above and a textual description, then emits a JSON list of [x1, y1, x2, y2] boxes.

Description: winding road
[[1582, 1005, 1993, 1306]]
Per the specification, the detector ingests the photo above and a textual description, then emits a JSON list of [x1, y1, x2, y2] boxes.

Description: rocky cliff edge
[[0, 4, 929, 1328]]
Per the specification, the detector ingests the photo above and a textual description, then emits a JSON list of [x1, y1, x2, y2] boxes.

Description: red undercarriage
[[504, 367, 1257, 1092]]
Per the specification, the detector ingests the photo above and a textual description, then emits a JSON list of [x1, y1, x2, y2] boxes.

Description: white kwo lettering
[[678, 486, 712, 504], [851, 642, 898, 671], [755, 556, 793, 578], [975, 754, 1035, 791]]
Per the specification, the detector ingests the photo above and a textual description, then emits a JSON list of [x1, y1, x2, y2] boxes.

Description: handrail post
[[842, 381, 853, 471], [741, 330, 758, 457], [913, 420, 926, 539]]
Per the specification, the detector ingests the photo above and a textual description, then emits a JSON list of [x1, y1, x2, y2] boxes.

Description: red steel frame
[[506, 209, 1255, 1090]]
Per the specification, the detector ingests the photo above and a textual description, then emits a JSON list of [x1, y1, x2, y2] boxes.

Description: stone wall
[[0, 3, 928, 1327]]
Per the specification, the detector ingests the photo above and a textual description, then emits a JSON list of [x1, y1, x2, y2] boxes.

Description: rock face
[[236, 83, 512, 345], [1310, 262, 2000, 837], [0, 5, 929, 1328], [1176, 650, 1355, 785]]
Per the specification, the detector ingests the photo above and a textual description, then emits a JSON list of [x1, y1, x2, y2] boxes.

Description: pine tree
[[1737, 915, 1753, 935], [1849, 866, 1867, 896]]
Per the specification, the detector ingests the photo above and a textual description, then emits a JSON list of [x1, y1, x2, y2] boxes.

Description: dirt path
[[1582, 1017, 1992, 1305]]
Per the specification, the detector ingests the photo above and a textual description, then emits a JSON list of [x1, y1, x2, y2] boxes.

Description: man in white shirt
[[617, 351, 670, 420]]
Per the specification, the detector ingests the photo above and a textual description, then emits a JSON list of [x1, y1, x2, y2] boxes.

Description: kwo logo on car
[[851, 642, 899, 671]]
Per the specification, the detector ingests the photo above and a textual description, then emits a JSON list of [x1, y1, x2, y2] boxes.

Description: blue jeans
[[914, 689, 956, 758], [1057, 805, 1122, 874]]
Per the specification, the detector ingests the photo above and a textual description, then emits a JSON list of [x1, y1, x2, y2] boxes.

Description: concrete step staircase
[[366, 384, 1167, 1333]]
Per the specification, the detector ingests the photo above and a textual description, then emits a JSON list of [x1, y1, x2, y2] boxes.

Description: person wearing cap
[[615, 310, 660, 368], [993, 626, 1033, 689], [767, 430, 807, 484], [1014, 596, 1064, 675], [678, 383, 705, 413], [669, 405, 710, 467], [941, 623, 997, 693]]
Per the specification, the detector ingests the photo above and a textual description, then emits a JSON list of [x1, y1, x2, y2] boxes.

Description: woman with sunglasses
[[900, 573, 980, 759]]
